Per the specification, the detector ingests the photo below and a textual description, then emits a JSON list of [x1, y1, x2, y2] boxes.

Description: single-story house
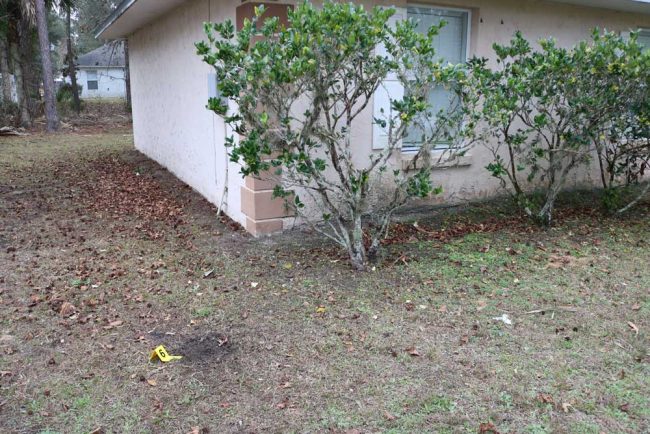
[[74, 43, 127, 99], [96, 0, 650, 236]]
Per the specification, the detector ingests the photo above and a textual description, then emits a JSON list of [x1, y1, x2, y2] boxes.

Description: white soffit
[[548, 0, 650, 14], [97, 0, 650, 40], [96, 0, 188, 39]]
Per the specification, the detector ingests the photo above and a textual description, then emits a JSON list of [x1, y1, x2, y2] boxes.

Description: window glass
[[638, 29, 650, 50], [404, 7, 469, 149], [87, 70, 98, 90]]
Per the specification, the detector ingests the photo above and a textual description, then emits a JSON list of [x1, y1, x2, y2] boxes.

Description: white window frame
[[637, 28, 650, 49], [402, 4, 472, 152], [86, 70, 99, 91], [408, 4, 472, 65]]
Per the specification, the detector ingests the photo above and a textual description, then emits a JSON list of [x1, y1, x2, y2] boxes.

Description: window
[[638, 29, 650, 50], [87, 70, 98, 90], [403, 6, 470, 149]]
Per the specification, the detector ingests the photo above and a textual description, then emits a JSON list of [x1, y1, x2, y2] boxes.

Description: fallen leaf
[[383, 410, 396, 421], [476, 300, 488, 311], [103, 320, 123, 330], [537, 393, 554, 404], [146, 378, 157, 387], [316, 306, 326, 313], [479, 421, 500, 434], [627, 321, 639, 335], [438, 305, 447, 313], [459, 335, 469, 345], [405, 347, 421, 357], [619, 403, 630, 413], [59, 302, 76, 317], [561, 402, 572, 413], [28, 295, 41, 306], [631, 304, 640, 311]]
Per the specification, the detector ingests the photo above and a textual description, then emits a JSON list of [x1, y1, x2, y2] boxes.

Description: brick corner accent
[[235, 1, 296, 236], [240, 170, 293, 236]]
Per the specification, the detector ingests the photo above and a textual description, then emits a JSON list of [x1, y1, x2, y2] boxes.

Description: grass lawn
[[1, 129, 648, 433]]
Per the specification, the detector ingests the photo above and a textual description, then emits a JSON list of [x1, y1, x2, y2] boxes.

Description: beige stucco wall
[[127, 0, 650, 231], [128, 0, 246, 225], [353, 0, 650, 206]]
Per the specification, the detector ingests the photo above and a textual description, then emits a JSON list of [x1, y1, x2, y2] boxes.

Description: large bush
[[462, 30, 649, 224], [0, 100, 19, 127], [56, 83, 84, 115], [589, 33, 650, 212], [197, 1, 465, 269]]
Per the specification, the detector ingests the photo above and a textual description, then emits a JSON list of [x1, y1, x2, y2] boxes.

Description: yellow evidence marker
[[150, 345, 182, 362]]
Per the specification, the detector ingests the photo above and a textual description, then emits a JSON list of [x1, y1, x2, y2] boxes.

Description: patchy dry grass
[[1, 130, 649, 433]]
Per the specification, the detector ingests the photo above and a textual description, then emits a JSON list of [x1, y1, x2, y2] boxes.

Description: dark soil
[[149, 330, 233, 365]]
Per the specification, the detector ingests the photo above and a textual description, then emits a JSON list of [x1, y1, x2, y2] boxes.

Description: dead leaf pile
[[383, 217, 530, 246], [81, 157, 186, 233]]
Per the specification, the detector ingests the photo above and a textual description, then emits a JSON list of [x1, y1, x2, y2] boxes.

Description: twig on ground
[[524, 306, 578, 314]]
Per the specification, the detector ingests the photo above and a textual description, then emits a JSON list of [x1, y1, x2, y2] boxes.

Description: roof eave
[[95, 0, 650, 40], [95, 0, 137, 39], [551, 0, 650, 14], [78, 65, 126, 69]]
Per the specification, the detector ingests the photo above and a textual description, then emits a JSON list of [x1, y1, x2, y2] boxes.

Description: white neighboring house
[[75, 43, 126, 99]]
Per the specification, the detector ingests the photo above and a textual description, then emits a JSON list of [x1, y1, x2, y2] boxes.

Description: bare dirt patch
[[148, 330, 233, 365]]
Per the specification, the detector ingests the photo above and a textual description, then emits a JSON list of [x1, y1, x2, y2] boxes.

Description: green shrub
[[462, 30, 649, 224], [56, 83, 84, 114], [196, 1, 465, 269], [0, 100, 19, 126]]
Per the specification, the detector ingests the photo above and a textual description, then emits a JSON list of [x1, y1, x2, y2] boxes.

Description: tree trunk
[[9, 41, 31, 127], [538, 182, 563, 226], [19, 20, 39, 119], [124, 39, 131, 111], [348, 215, 367, 271], [66, 5, 80, 115], [537, 201, 553, 226], [618, 181, 650, 214], [0, 38, 12, 104], [34, 0, 59, 132]]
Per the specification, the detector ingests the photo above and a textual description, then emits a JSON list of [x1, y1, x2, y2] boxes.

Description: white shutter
[[372, 7, 406, 150]]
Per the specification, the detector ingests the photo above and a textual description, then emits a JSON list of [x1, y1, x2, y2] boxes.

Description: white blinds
[[408, 7, 468, 64], [638, 29, 650, 50], [403, 7, 469, 148]]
